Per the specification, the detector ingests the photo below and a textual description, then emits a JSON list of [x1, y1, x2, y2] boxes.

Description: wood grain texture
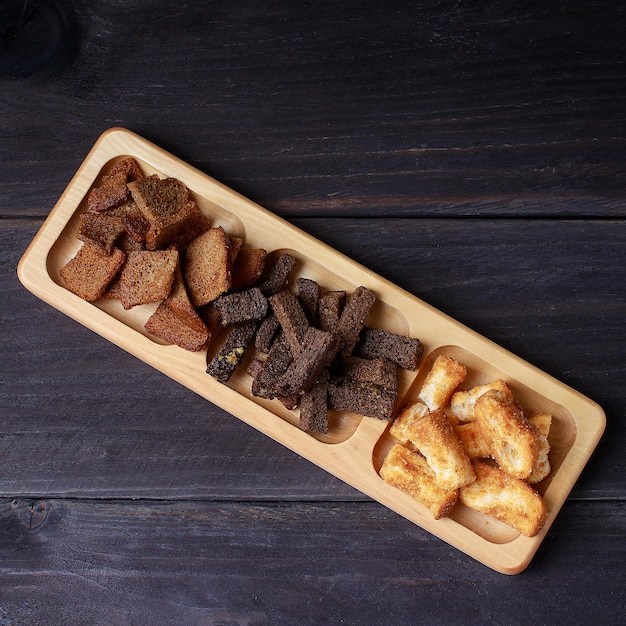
[[1, 0, 624, 218], [0, 498, 624, 625]]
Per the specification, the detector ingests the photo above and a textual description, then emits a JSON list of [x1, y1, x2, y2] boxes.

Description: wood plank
[[2, 217, 624, 501], [0, 497, 623, 624], [0, 1, 624, 219]]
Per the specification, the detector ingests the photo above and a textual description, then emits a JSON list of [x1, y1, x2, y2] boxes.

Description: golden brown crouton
[[389, 400, 430, 445], [450, 379, 513, 423], [184, 226, 233, 307], [459, 461, 547, 537], [418, 355, 467, 411], [60, 244, 126, 302], [474, 390, 541, 480], [118, 249, 178, 310], [380, 443, 459, 520], [400, 409, 475, 490], [455, 421, 491, 459]]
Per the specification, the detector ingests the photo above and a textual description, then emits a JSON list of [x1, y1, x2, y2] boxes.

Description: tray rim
[[17, 127, 607, 575]]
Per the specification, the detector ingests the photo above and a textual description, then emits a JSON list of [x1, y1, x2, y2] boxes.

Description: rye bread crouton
[[296, 277, 320, 324], [86, 157, 143, 213], [144, 301, 209, 352], [269, 289, 310, 355], [214, 288, 268, 325], [317, 290, 346, 332], [77, 212, 126, 255], [300, 371, 329, 434], [60, 244, 126, 302], [328, 378, 397, 421], [185, 226, 233, 307], [231, 248, 268, 291], [258, 252, 296, 296], [118, 249, 178, 310], [335, 286, 376, 357], [354, 327, 424, 371], [206, 320, 258, 383]]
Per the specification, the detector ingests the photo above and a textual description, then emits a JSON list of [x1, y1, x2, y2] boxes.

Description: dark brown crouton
[[275, 327, 341, 396], [317, 290, 346, 332], [296, 278, 320, 324], [299, 371, 329, 434], [206, 321, 258, 383], [343, 358, 399, 393], [255, 314, 281, 353], [269, 289, 310, 355], [77, 212, 126, 255], [354, 327, 424, 370], [231, 248, 268, 291], [335, 286, 376, 357], [214, 288, 268, 325], [328, 378, 397, 421], [258, 252, 296, 296]]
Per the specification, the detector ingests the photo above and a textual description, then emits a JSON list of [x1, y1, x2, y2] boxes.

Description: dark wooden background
[[1, 1, 624, 623]]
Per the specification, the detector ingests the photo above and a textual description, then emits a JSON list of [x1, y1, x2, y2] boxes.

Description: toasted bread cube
[[185, 227, 233, 307], [144, 302, 209, 352], [380, 443, 458, 520], [231, 248, 267, 291], [526, 412, 552, 483], [459, 461, 547, 537], [77, 212, 126, 255], [60, 244, 126, 302], [389, 400, 430, 445], [128, 175, 189, 225], [418, 355, 467, 411], [474, 390, 540, 480], [399, 409, 475, 490], [450, 379, 513, 423], [455, 421, 491, 459], [118, 249, 178, 310]]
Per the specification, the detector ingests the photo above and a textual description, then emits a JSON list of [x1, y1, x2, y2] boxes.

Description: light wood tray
[[18, 128, 606, 574]]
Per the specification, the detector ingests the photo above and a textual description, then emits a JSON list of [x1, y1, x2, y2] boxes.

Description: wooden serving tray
[[17, 128, 606, 574]]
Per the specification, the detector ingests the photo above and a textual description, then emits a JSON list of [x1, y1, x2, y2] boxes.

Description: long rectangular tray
[[17, 127, 606, 574]]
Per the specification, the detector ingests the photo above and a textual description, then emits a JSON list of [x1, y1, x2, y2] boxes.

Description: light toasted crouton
[[418, 355, 467, 411], [526, 412, 552, 484], [450, 379, 513, 423], [455, 421, 491, 459], [474, 389, 540, 480], [389, 400, 430, 445], [401, 409, 475, 490], [185, 227, 233, 307], [60, 244, 126, 302], [459, 461, 547, 537], [379, 443, 458, 520]]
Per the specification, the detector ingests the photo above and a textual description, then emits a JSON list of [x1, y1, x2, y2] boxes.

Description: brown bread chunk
[[300, 372, 329, 434], [275, 327, 341, 396], [144, 302, 209, 352], [258, 252, 296, 296], [296, 277, 320, 324], [269, 289, 310, 355], [206, 320, 258, 383], [342, 358, 399, 393], [255, 314, 281, 353], [335, 286, 376, 357], [214, 288, 268, 325], [60, 244, 126, 302], [251, 332, 294, 400], [354, 327, 424, 370], [317, 290, 346, 332], [231, 248, 268, 291], [185, 227, 233, 307], [86, 158, 142, 213], [77, 212, 126, 255], [328, 378, 397, 421], [118, 249, 178, 310], [128, 175, 189, 224]]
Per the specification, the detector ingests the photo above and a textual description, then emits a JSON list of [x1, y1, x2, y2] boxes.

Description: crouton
[[354, 327, 424, 371], [118, 249, 178, 310], [380, 443, 459, 520], [450, 379, 513, 423], [474, 389, 540, 480], [418, 355, 467, 411], [60, 244, 126, 302], [389, 400, 430, 445], [185, 227, 233, 307], [459, 461, 547, 537]]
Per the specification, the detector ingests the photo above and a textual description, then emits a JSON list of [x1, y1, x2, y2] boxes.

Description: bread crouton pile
[[380, 355, 551, 537], [60, 157, 425, 434]]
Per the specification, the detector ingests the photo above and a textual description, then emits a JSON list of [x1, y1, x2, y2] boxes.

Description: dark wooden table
[[1, 1, 624, 623]]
